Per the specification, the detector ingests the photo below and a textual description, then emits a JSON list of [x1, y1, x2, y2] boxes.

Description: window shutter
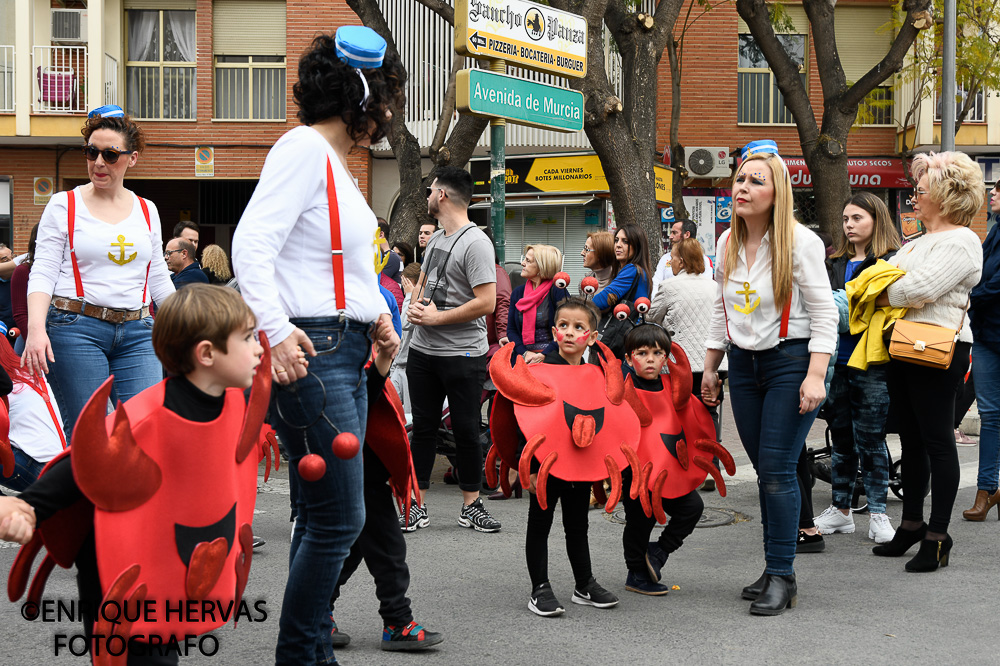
[[213, 0, 286, 57], [738, 4, 808, 34], [835, 7, 894, 83]]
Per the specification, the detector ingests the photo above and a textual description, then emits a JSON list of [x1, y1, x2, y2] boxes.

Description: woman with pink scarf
[[507, 245, 569, 365]]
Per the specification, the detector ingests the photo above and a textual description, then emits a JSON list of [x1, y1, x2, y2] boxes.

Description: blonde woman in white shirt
[[702, 142, 838, 616], [870, 152, 983, 572], [22, 106, 174, 437]]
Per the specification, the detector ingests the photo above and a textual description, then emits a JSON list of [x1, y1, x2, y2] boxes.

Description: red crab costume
[[364, 371, 420, 524], [7, 337, 278, 665], [623, 341, 736, 524], [485, 341, 644, 511]]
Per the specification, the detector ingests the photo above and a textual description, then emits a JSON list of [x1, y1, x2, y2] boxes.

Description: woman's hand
[[524, 351, 545, 365], [799, 373, 826, 415], [22, 329, 54, 376], [271, 329, 315, 386], [701, 370, 722, 406]]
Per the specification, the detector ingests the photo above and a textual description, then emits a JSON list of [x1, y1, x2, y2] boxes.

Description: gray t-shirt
[[410, 223, 496, 356]]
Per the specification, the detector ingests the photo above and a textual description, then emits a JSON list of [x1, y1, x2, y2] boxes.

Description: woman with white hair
[[872, 151, 984, 572]]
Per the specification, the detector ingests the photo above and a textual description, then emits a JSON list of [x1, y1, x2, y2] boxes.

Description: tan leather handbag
[[888, 320, 959, 369]]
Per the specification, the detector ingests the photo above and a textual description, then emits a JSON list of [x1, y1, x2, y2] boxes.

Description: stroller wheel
[[889, 459, 929, 500]]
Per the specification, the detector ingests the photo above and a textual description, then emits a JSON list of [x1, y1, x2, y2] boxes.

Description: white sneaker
[[868, 513, 896, 544], [813, 505, 855, 534]]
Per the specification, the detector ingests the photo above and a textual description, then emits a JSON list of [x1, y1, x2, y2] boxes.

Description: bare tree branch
[[429, 57, 463, 157]]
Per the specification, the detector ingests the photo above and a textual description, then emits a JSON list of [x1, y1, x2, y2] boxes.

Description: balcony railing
[[104, 54, 118, 106], [0, 45, 12, 113], [33, 45, 88, 114]]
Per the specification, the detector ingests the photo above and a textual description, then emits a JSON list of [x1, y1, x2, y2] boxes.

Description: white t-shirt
[[10, 378, 65, 463], [707, 226, 838, 354], [29, 188, 175, 310], [233, 125, 389, 346]]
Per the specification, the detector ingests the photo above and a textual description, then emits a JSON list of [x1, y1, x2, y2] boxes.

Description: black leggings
[[621, 469, 703, 574], [525, 476, 593, 590], [888, 342, 971, 534]]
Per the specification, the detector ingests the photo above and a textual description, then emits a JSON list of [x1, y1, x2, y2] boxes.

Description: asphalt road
[[1, 401, 997, 665]]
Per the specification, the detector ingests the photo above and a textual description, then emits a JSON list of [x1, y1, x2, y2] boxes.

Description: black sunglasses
[[425, 186, 448, 199], [82, 145, 133, 164]]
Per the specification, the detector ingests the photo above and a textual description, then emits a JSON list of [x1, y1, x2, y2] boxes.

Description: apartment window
[[737, 33, 806, 124], [859, 86, 894, 126], [836, 6, 894, 126], [126, 9, 196, 119], [936, 84, 985, 123], [213, 0, 286, 120]]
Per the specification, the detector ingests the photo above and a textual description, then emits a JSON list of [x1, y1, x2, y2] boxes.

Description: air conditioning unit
[[52, 9, 88, 44], [685, 147, 731, 179]]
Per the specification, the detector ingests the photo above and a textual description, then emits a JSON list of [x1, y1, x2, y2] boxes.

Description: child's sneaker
[[625, 570, 669, 596], [813, 505, 855, 534], [457, 498, 501, 532], [571, 577, 619, 608], [645, 541, 668, 582], [868, 513, 896, 544], [330, 614, 351, 648], [381, 621, 443, 651], [528, 582, 564, 617], [399, 504, 429, 532]]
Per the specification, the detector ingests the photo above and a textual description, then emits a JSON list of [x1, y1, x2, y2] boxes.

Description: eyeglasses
[[913, 188, 928, 198], [425, 186, 447, 199], [164, 249, 185, 258], [83, 145, 133, 164], [582, 247, 594, 253]]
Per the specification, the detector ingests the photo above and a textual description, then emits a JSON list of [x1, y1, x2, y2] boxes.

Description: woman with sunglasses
[[23, 105, 174, 437], [232, 28, 406, 664]]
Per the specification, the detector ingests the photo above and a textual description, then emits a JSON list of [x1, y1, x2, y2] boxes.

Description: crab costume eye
[[580, 276, 599, 295], [635, 297, 651, 314], [553, 272, 570, 289], [614, 303, 631, 320]]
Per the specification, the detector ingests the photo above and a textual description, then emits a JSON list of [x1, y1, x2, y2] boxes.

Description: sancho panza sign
[[455, 0, 587, 78]]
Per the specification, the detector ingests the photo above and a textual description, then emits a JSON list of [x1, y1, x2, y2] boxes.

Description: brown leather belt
[[51, 297, 149, 324]]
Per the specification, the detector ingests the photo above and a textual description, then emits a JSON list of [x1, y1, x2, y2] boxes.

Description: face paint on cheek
[[555, 331, 565, 342], [576, 331, 590, 345]]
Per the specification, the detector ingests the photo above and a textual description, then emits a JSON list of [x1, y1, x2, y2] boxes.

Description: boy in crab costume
[[0, 285, 280, 665], [487, 294, 647, 617], [618, 322, 735, 596]]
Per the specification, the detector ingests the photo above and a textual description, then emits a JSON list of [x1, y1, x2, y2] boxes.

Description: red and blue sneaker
[[330, 613, 350, 648], [381, 621, 443, 652]]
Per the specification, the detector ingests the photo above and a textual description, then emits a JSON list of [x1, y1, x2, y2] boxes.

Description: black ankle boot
[[872, 523, 927, 557], [748, 574, 797, 616], [741, 571, 767, 600], [905, 535, 953, 572]]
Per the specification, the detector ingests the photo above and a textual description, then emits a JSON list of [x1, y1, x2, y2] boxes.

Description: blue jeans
[[974, 341, 1000, 493], [0, 448, 47, 493], [826, 363, 891, 514], [728, 339, 820, 576], [44, 306, 161, 439], [272, 317, 370, 666]]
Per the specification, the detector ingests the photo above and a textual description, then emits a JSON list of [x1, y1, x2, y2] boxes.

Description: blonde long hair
[[200, 244, 233, 281], [723, 153, 796, 308]]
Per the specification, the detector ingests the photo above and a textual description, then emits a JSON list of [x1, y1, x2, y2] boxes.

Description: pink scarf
[[516, 279, 554, 345]]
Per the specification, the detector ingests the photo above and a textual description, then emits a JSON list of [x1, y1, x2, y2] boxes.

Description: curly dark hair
[[81, 113, 145, 153], [293, 33, 406, 144]]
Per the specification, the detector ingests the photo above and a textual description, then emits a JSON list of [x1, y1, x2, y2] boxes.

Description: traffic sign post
[[489, 60, 507, 266]]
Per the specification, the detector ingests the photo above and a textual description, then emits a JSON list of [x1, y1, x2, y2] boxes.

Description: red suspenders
[[25, 382, 68, 450], [67, 189, 152, 303], [326, 159, 346, 309]]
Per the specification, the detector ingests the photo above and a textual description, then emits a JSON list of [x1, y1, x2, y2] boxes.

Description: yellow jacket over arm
[[846, 259, 908, 370]]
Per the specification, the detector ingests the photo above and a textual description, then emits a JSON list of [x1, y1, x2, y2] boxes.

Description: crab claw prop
[[259, 426, 280, 482], [553, 271, 570, 289], [236, 332, 272, 465], [634, 297, 651, 314], [92, 565, 148, 666], [613, 303, 631, 320], [0, 397, 12, 478], [490, 343, 556, 406]]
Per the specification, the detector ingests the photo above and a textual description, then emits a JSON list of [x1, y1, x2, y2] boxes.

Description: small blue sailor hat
[[88, 104, 126, 119], [335, 26, 387, 69], [741, 140, 780, 161]]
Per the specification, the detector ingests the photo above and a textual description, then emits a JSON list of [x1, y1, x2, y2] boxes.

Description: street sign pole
[[490, 59, 506, 264]]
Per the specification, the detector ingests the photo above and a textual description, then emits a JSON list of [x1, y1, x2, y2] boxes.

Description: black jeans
[[525, 476, 593, 589], [330, 446, 412, 627], [407, 348, 488, 492], [888, 342, 971, 534], [797, 446, 815, 530], [621, 468, 704, 574]]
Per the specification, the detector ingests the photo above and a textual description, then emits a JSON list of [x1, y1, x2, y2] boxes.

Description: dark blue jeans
[[0, 448, 46, 493], [272, 317, 371, 665], [729, 340, 821, 576], [826, 363, 891, 514], [973, 341, 1000, 493]]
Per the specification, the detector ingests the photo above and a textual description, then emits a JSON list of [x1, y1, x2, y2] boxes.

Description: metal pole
[[941, 0, 957, 152], [489, 59, 506, 264]]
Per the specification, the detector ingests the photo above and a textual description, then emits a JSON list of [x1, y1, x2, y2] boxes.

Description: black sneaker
[[380, 621, 443, 651], [399, 504, 429, 532], [645, 541, 668, 582], [529, 582, 565, 617], [625, 570, 670, 596], [571, 577, 619, 608], [330, 614, 351, 648], [458, 498, 501, 532], [252, 535, 266, 550], [796, 530, 826, 553]]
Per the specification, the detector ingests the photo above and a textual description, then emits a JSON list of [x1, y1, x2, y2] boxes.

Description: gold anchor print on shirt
[[734, 281, 761, 314], [108, 235, 137, 265]]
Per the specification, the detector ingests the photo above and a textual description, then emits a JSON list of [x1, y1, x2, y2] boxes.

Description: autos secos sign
[[455, 0, 588, 78]]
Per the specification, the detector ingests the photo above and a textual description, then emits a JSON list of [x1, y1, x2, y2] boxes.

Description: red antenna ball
[[635, 297, 651, 313], [332, 432, 360, 460], [553, 271, 570, 289], [614, 303, 631, 320], [298, 454, 327, 482], [580, 276, 599, 295]]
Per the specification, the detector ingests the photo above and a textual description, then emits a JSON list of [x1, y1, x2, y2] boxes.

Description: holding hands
[[0, 497, 36, 545]]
